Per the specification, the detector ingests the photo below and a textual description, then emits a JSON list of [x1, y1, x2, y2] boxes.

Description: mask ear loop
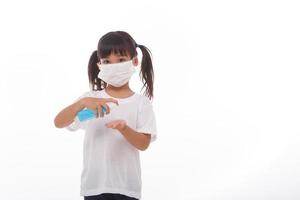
[[96, 62, 101, 69]]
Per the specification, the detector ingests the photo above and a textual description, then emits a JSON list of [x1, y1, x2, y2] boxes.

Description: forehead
[[100, 52, 130, 59]]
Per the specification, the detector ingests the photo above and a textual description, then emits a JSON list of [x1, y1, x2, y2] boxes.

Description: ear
[[132, 56, 138, 66]]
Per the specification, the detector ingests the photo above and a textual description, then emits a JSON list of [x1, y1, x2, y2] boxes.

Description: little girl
[[54, 31, 157, 200]]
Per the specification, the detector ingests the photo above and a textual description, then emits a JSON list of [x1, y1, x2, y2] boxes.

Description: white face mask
[[97, 60, 136, 87]]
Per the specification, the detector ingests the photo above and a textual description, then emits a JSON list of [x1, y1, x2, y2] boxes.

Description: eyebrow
[[101, 55, 128, 60]]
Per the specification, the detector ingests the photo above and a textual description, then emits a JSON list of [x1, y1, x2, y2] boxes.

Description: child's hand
[[79, 97, 119, 118], [105, 120, 127, 131]]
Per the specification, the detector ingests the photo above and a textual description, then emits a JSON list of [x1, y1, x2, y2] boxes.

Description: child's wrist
[[75, 98, 86, 111], [118, 123, 128, 132]]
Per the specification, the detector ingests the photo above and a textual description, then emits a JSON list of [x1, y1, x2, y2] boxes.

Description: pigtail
[[138, 44, 154, 100], [88, 50, 107, 91]]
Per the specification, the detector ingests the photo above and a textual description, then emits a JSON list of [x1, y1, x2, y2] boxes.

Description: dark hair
[[88, 31, 154, 99]]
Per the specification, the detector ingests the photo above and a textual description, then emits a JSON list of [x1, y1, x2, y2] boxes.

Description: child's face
[[100, 52, 138, 66]]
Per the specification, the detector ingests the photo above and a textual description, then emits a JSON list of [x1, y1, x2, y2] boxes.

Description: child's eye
[[103, 60, 109, 64], [119, 58, 126, 62]]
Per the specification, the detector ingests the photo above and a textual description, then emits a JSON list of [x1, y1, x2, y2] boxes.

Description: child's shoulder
[[135, 93, 153, 108], [136, 93, 151, 101]]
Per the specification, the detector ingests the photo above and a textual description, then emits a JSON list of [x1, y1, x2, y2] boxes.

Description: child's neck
[[105, 83, 134, 98]]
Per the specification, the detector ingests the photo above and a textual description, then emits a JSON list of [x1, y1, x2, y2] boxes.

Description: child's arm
[[54, 97, 119, 128], [54, 99, 85, 128], [105, 120, 151, 151], [120, 125, 151, 151]]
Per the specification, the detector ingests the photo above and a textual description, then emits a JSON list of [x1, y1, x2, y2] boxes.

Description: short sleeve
[[136, 96, 157, 142], [65, 91, 92, 132]]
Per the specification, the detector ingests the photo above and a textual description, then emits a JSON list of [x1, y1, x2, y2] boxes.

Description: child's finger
[[105, 122, 112, 128], [95, 107, 99, 118], [102, 104, 110, 114], [111, 123, 118, 128], [105, 98, 119, 106], [100, 109, 104, 117], [97, 106, 104, 117]]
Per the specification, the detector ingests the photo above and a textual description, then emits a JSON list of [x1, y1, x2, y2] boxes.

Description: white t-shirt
[[65, 89, 157, 199]]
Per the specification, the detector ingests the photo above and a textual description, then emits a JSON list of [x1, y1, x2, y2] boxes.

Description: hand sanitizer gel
[[76, 107, 107, 122]]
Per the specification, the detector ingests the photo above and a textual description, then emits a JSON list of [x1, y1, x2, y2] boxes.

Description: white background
[[0, 0, 300, 199]]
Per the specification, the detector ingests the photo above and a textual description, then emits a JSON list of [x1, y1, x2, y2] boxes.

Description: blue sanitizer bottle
[[76, 107, 107, 122]]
